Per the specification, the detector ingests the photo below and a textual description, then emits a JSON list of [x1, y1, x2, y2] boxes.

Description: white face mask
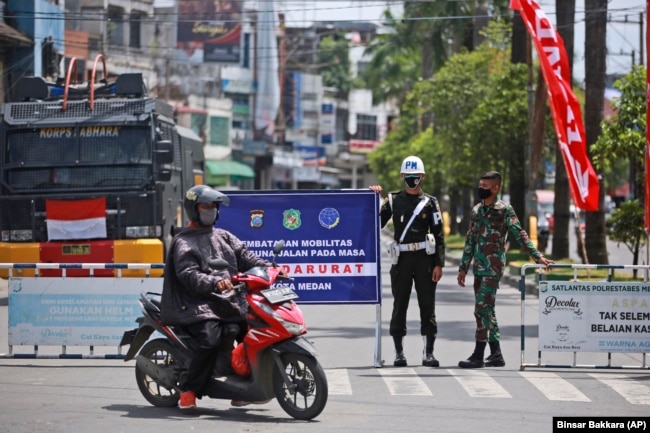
[[198, 208, 218, 226]]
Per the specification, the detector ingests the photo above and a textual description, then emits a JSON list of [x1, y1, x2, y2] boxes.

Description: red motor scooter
[[119, 240, 328, 420]]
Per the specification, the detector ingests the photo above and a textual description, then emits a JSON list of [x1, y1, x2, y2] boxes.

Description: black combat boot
[[485, 341, 505, 367], [422, 335, 439, 367], [393, 336, 407, 367], [458, 341, 486, 369]]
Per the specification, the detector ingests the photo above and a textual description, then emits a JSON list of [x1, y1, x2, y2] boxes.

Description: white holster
[[425, 233, 436, 255], [386, 240, 400, 264]]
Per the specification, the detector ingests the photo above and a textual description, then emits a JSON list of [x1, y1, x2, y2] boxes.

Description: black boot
[[485, 341, 505, 367], [458, 341, 486, 369], [422, 335, 439, 367], [393, 336, 407, 367]]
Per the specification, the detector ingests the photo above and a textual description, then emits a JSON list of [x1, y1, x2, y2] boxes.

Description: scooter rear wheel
[[272, 353, 328, 420], [135, 338, 182, 407]]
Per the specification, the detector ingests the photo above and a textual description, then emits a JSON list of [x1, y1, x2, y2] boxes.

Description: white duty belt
[[398, 241, 427, 252]]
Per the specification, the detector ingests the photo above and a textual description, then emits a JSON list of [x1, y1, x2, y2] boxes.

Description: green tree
[[364, 2, 512, 107], [369, 21, 530, 234], [363, 9, 420, 105], [591, 66, 647, 272], [591, 65, 646, 198], [583, 0, 608, 264], [317, 35, 353, 96], [414, 21, 526, 189], [552, 0, 576, 260], [606, 200, 647, 275]]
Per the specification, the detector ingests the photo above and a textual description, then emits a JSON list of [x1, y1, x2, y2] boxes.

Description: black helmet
[[183, 185, 230, 223]]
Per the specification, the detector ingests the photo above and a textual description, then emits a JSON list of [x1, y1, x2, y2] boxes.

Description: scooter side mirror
[[273, 240, 285, 256], [208, 258, 230, 271]]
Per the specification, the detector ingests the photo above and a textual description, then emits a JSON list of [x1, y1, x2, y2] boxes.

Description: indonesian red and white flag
[[46, 198, 107, 241], [511, 0, 600, 211]]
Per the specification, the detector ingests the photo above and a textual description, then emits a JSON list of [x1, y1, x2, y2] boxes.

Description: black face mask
[[404, 175, 422, 189], [478, 187, 492, 200]]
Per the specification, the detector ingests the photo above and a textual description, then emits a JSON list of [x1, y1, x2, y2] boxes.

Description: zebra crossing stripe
[[378, 368, 433, 396], [325, 369, 353, 395], [448, 369, 511, 398], [520, 371, 591, 402], [324, 368, 648, 404], [590, 373, 650, 405]]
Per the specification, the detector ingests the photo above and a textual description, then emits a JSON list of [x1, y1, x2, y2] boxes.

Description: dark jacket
[[160, 225, 270, 326], [379, 189, 446, 267]]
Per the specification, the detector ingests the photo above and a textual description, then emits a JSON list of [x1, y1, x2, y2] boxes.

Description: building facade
[[2, 0, 399, 190]]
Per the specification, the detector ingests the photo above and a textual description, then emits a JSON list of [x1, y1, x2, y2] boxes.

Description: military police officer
[[370, 156, 446, 367]]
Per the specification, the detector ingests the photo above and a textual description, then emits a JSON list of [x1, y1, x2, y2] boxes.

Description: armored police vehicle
[[0, 59, 204, 277]]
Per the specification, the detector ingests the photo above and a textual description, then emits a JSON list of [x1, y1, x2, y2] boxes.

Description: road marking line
[[326, 369, 353, 395], [378, 368, 432, 396], [448, 369, 511, 398], [520, 371, 591, 402], [590, 373, 650, 405]]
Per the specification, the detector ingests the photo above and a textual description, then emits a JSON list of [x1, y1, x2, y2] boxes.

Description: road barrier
[[0, 254, 384, 365], [0, 263, 164, 359], [518, 263, 650, 370]]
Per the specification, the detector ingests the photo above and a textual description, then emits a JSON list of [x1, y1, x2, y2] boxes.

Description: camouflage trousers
[[472, 275, 500, 343]]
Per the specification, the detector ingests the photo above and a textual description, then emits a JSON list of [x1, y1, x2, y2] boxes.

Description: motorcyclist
[[160, 185, 271, 409]]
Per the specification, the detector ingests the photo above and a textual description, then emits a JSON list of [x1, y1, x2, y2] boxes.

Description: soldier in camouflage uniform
[[457, 171, 553, 368], [370, 156, 445, 368]]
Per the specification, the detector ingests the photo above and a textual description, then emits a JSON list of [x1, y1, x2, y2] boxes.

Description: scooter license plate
[[260, 286, 298, 304]]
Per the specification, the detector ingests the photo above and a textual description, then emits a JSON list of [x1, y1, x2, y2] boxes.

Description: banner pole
[[373, 303, 383, 367]]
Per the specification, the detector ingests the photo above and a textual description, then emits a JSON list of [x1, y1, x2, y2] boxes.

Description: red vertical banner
[[512, 0, 600, 211], [645, 0, 650, 230]]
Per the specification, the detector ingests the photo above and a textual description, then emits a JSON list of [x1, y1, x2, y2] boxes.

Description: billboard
[[177, 0, 242, 64]]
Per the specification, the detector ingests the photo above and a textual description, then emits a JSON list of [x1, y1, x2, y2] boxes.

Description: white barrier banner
[[8, 277, 162, 346], [538, 281, 650, 352]]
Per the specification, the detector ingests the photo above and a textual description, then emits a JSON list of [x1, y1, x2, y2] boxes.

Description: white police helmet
[[400, 156, 425, 174]]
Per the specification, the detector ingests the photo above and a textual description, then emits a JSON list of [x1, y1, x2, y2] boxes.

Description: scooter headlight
[[254, 301, 306, 336]]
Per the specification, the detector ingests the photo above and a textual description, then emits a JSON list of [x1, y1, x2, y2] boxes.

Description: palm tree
[[363, 9, 420, 106], [583, 0, 608, 264], [551, 0, 575, 260]]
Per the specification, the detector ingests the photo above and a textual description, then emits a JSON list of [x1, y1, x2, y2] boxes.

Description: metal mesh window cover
[[6, 166, 151, 192], [5, 99, 148, 125], [3, 126, 152, 191]]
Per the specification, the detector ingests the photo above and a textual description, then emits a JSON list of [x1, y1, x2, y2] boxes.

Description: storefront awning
[[0, 22, 33, 47], [205, 160, 255, 184]]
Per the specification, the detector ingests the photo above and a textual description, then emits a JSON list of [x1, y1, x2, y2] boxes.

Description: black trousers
[[182, 320, 223, 395], [389, 250, 437, 338]]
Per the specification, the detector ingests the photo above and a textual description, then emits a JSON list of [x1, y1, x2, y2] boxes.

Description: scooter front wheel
[[272, 353, 328, 420], [135, 338, 182, 407]]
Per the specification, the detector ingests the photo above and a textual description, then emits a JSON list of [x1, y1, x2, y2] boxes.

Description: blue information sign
[[217, 190, 381, 304]]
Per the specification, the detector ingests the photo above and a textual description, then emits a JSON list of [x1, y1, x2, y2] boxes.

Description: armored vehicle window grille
[[158, 122, 182, 169], [3, 126, 153, 191], [8, 100, 148, 123], [7, 166, 151, 191]]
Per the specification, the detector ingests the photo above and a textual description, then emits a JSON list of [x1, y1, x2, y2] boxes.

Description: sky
[[546, 0, 646, 86], [156, 1, 646, 86]]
